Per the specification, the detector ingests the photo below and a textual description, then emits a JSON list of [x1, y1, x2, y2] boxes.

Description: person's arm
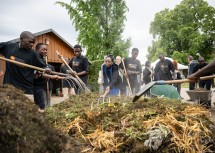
[[169, 61, 175, 79], [108, 65, 119, 88], [0, 42, 12, 57], [0, 70, 4, 77], [136, 60, 142, 75], [74, 58, 89, 76], [188, 60, 215, 79], [42, 73, 64, 80]]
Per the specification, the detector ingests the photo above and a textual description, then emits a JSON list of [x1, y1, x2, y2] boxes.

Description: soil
[[0, 85, 81, 153], [1, 84, 215, 153]]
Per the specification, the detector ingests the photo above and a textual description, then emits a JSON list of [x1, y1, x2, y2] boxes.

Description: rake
[[56, 51, 91, 93]]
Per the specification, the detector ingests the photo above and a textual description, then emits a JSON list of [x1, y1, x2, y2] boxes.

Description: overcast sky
[[0, 0, 214, 63]]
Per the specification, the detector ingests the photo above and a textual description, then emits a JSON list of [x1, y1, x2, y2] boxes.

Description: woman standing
[[172, 60, 182, 95], [102, 55, 122, 97]]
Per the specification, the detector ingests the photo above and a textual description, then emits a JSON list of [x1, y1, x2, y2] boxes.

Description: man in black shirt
[[154, 54, 175, 81], [69, 44, 89, 94], [120, 48, 142, 95], [193, 57, 212, 90], [0, 31, 46, 94]]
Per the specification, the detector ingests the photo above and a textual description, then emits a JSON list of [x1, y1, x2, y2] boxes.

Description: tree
[[147, 0, 215, 63], [56, 0, 131, 60]]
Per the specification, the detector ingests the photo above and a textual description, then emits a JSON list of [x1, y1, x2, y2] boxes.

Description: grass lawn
[[181, 82, 189, 88]]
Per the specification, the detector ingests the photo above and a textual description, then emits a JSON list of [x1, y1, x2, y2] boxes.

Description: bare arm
[[187, 60, 215, 79]]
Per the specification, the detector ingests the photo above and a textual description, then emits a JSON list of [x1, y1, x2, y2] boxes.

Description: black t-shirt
[[193, 62, 212, 76], [143, 67, 152, 84], [120, 57, 142, 84], [154, 59, 174, 81], [69, 55, 89, 84], [0, 42, 46, 94], [33, 54, 47, 88]]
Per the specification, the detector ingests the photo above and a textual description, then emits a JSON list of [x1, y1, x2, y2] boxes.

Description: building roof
[[10, 29, 73, 49]]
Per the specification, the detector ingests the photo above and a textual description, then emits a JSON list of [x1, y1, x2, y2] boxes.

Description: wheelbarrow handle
[[159, 75, 215, 84]]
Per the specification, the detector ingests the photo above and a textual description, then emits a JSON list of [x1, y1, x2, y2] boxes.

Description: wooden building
[[0, 29, 74, 88]]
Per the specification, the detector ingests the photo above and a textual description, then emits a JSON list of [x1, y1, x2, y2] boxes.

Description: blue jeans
[[33, 86, 45, 109]]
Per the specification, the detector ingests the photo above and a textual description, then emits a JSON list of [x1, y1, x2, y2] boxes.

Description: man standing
[[154, 54, 175, 81], [0, 31, 47, 95], [120, 48, 142, 95], [34, 43, 59, 112], [69, 44, 89, 94], [187, 55, 197, 90]]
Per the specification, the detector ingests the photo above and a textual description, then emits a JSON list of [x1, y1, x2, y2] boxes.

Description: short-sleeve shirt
[[0, 42, 46, 94], [122, 57, 142, 80], [154, 59, 174, 81], [69, 55, 89, 84]]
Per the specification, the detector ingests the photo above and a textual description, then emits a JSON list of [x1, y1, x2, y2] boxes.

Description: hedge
[[88, 60, 104, 92]]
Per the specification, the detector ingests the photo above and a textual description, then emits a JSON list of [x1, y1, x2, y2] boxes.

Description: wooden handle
[[163, 75, 215, 84], [122, 58, 132, 95], [55, 51, 87, 87], [0, 56, 67, 77]]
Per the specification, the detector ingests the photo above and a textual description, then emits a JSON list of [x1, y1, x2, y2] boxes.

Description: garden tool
[[45, 56, 50, 106], [121, 58, 132, 96], [132, 75, 215, 102], [0, 56, 82, 90], [56, 51, 91, 93]]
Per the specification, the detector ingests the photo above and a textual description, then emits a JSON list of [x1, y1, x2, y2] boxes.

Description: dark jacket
[[103, 63, 122, 89]]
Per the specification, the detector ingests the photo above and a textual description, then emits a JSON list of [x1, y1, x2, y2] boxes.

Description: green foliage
[[171, 51, 189, 64], [56, 0, 131, 60], [147, 0, 215, 64], [88, 59, 104, 91]]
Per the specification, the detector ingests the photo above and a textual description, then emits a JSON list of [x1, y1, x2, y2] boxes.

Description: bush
[[88, 60, 104, 91]]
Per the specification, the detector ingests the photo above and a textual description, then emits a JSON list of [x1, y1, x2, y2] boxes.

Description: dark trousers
[[189, 82, 195, 90], [33, 86, 45, 109], [199, 80, 212, 90]]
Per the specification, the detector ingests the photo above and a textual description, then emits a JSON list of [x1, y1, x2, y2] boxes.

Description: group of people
[[98, 48, 142, 97], [1, 31, 215, 111], [0, 31, 89, 112], [99, 52, 214, 99]]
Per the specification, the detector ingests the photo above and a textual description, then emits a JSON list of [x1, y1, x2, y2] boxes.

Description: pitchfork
[[56, 51, 91, 93]]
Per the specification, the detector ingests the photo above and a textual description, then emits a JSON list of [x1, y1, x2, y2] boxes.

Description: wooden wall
[[34, 32, 74, 63]]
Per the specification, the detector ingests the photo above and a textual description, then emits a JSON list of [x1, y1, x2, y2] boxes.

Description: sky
[[0, 0, 214, 63]]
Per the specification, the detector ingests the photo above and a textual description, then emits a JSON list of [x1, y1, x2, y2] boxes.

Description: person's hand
[[44, 68, 51, 74], [101, 86, 110, 98], [51, 75, 59, 80], [0, 70, 4, 77], [73, 71, 78, 76], [187, 74, 199, 82], [105, 86, 110, 93]]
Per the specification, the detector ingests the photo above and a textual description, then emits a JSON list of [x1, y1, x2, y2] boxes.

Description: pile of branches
[[46, 93, 215, 153]]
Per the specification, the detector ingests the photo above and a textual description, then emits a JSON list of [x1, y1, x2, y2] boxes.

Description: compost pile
[[46, 93, 215, 153], [0, 85, 81, 153]]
